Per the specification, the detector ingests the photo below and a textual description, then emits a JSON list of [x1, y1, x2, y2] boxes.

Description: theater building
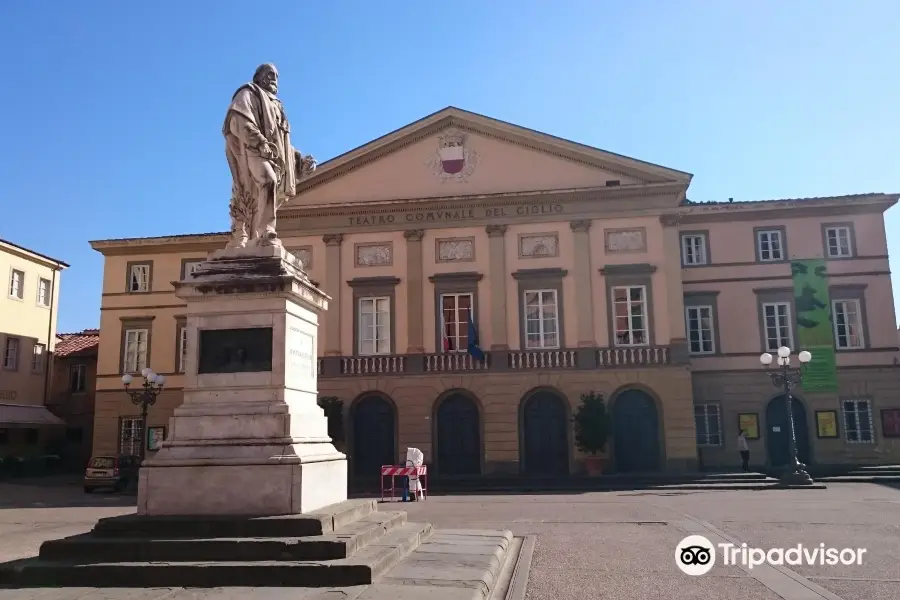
[[89, 107, 900, 476]]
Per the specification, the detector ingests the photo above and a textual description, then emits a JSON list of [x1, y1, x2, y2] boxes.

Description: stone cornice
[[89, 233, 229, 256], [347, 276, 401, 288], [511, 268, 569, 280], [679, 193, 899, 224], [283, 182, 686, 221], [427, 272, 484, 283], [88, 192, 899, 254], [600, 263, 657, 276], [0, 238, 69, 269]]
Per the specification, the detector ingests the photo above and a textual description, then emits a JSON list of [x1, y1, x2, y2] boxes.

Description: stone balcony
[[317, 344, 685, 377]]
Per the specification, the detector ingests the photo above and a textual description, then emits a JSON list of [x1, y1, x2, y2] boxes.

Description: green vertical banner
[[791, 259, 838, 392]]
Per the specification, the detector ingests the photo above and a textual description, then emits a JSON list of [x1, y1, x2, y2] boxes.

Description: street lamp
[[759, 347, 814, 486], [121, 368, 165, 462]]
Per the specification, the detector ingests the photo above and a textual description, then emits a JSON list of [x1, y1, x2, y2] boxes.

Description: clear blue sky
[[1, 1, 898, 333]]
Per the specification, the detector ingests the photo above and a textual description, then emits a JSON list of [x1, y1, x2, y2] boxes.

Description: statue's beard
[[263, 82, 277, 94]]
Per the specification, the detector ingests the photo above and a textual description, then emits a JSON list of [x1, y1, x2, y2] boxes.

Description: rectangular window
[[685, 305, 715, 354], [128, 264, 150, 292], [8, 269, 24, 299], [756, 230, 784, 262], [70, 364, 87, 393], [31, 343, 45, 373], [761, 302, 792, 351], [842, 399, 874, 443], [122, 328, 149, 373], [440, 293, 472, 352], [37, 277, 51, 306], [358, 297, 390, 355], [832, 299, 863, 349], [612, 286, 648, 346], [177, 325, 188, 372], [182, 260, 203, 279], [3, 337, 19, 370], [119, 416, 143, 456], [694, 404, 722, 446], [825, 226, 853, 258], [681, 235, 708, 266], [524, 289, 560, 349]]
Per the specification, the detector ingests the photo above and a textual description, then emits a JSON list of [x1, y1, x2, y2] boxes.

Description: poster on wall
[[882, 409, 900, 438], [791, 259, 838, 392], [816, 410, 839, 438], [147, 426, 167, 451], [738, 413, 759, 439]]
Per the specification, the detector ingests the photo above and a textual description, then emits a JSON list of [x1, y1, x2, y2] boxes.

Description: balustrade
[[315, 345, 673, 377]]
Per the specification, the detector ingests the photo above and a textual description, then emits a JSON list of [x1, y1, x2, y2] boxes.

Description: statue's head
[[253, 63, 279, 94]]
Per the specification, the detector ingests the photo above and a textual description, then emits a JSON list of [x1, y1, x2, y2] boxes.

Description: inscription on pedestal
[[287, 325, 315, 379], [198, 328, 273, 374]]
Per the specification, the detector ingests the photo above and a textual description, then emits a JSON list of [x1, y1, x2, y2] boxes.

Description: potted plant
[[572, 391, 611, 476]]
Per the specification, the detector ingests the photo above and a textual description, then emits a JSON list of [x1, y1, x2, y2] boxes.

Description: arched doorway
[[351, 394, 396, 478], [521, 390, 569, 475], [612, 389, 661, 473], [766, 395, 811, 467], [435, 393, 482, 475]]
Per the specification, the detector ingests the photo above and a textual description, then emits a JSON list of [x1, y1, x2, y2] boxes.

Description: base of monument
[[137, 456, 348, 516]]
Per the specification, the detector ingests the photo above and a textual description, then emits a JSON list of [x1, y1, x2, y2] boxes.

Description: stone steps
[[90, 497, 377, 539], [815, 475, 900, 483], [0, 499, 437, 588], [39, 511, 409, 563]]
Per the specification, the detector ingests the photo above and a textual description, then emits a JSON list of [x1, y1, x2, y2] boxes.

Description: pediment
[[288, 107, 691, 208]]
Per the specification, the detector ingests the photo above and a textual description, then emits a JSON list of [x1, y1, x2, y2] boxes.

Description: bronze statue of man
[[223, 63, 316, 248]]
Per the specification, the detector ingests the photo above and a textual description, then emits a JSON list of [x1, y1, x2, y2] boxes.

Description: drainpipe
[[43, 268, 58, 407]]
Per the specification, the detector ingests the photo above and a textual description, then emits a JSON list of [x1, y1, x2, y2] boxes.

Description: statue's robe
[[223, 83, 298, 239]]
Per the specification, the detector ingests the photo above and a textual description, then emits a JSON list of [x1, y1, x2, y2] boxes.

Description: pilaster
[[322, 234, 344, 356], [570, 220, 595, 347], [404, 229, 426, 353], [485, 224, 508, 350], [660, 214, 687, 343]]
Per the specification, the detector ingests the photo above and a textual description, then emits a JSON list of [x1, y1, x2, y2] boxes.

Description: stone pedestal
[[137, 245, 347, 516]]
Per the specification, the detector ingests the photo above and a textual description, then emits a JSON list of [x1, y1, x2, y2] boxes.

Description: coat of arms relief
[[426, 128, 479, 182]]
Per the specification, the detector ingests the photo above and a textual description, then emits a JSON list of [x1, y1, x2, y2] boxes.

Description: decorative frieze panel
[[436, 237, 475, 263], [518, 233, 559, 259], [288, 246, 312, 270], [355, 242, 393, 267], [604, 228, 647, 253]]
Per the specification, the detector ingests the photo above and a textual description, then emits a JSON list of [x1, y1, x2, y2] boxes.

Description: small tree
[[572, 391, 611, 455]]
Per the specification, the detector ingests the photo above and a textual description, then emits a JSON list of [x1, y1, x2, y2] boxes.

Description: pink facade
[[91, 107, 900, 474]]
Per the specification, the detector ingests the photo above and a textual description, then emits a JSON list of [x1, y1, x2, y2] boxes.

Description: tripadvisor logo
[[676, 535, 867, 575]]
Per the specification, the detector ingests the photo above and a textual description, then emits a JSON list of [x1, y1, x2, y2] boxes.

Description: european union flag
[[467, 316, 485, 362]]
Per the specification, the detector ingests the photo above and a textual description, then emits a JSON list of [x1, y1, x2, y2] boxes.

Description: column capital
[[323, 233, 344, 246], [659, 214, 683, 228], [485, 224, 508, 238], [569, 219, 592, 233], [403, 229, 425, 242]]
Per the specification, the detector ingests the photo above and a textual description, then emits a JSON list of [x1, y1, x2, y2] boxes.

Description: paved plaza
[[0, 478, 899, 599]]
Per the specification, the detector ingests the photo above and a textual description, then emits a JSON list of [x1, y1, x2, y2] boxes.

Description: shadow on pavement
[[0, 478, 137, 510]]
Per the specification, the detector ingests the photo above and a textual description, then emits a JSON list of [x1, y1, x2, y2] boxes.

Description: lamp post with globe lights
[[121, 368, 165, 463], [759, 346, 814, 486]]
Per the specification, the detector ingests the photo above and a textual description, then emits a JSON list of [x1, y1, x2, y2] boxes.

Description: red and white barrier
[[380, 464, 428, 502]]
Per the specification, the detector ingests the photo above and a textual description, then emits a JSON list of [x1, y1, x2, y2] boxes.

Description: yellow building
[[0, 238, 68, 456], [90, 108, 900, 476]]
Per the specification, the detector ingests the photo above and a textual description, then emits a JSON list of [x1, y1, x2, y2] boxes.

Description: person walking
[[737, 429, 750, 472]]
